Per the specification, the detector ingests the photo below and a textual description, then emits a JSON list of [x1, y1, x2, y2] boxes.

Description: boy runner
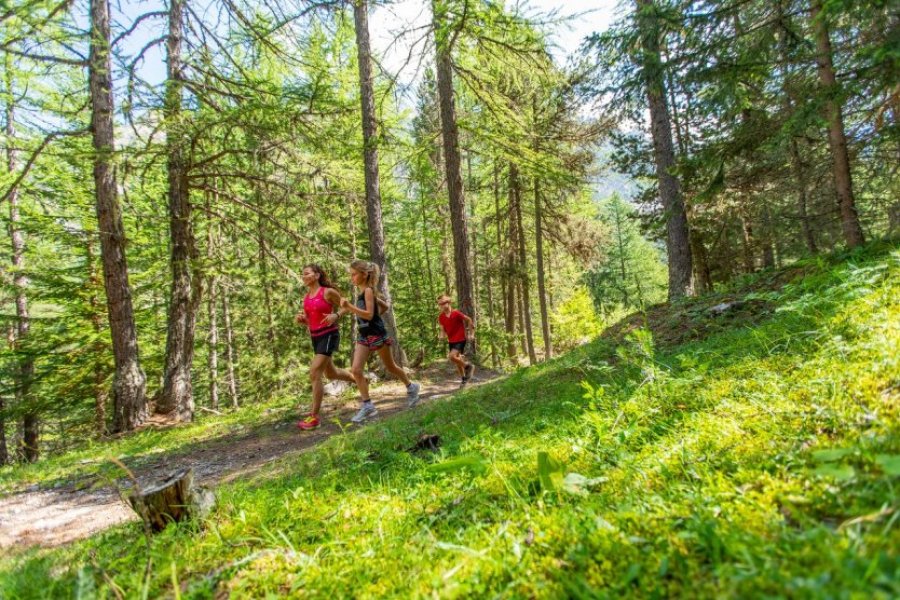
[[437, 294, 475, 386]]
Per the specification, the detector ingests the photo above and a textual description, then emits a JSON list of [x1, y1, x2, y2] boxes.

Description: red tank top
[[303, 286, 337, 336]]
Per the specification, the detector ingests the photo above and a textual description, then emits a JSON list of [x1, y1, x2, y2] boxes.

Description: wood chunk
[[128, 468, 215, 532]]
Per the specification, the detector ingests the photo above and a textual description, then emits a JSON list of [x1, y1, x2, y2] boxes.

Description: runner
[[295, 264, 354, 430], [436, 294, 475, 386], [340, 260, 421, 422]]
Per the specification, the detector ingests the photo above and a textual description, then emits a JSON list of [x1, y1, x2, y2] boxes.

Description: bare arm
[[341, 288, 375, 320], [321, 288, 344, 325], [376, 297, 390, 314]]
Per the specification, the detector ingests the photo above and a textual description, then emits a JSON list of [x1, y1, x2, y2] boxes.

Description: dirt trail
[[0, 366, 497, 550]]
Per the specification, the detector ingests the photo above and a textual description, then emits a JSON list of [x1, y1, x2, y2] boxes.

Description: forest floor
[[0, 363, 500, 549], [1, 242, 899, 598]]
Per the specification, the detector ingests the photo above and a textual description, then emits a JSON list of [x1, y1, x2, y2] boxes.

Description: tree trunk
[[206, 200, 219, 411], [5, 64, 37, 461], [221, 286, 239, 408], [511, 167, 536, 365], [810, 0, 865, 248], [483, 219, 499, 369], [353, 0, 405, 367], [129, 469, 215, 533], [740, 210, 756, 273], [0, 395, 7, 465], [256, 212, 279, 371], [533, 180, 551, 359], [419, 194, 438, 342], [760, 205, 776, 269], [159, 0, 197, 421], [432, 0, 475, 318], [688, 228, 713, 293], [789, 137, 818, 253], [503, 167, 517, 361], [776, 7, 819, 255], [86, 237, 109, 437], [637, 0, 693, 299], [439, 212, 452, 294], [89, 0, 147, 433]]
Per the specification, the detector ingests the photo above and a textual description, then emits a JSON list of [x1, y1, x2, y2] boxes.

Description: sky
[[118, 0, 623, 89], [368, 0, 622, 93], [112, 0, 632, 198]]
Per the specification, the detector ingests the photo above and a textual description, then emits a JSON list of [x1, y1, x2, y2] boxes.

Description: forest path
[[0, 363, 499, 551]]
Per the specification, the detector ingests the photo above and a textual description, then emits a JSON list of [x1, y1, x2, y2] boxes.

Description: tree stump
[[128, 468, 215, 532]]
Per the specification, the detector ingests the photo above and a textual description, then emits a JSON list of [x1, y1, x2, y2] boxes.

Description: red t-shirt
[[439, 309, 467, 343]]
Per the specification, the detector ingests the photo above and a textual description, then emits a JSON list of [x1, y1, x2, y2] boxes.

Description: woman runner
[[340, 260, 421, 422], [295, 264, 355, 430]]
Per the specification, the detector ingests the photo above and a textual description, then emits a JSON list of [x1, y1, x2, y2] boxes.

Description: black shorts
[[448, 341, 466, 354], [311, 330, 340, 356]]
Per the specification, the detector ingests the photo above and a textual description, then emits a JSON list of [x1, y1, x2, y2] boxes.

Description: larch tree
[[89, 0, 148, 432], [352, 0, 406, 366]]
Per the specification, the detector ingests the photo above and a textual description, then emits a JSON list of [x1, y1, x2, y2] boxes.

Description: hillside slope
[[2, 243, 899, 598]]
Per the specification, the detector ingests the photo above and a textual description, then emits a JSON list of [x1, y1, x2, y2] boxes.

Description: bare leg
[[377, 345, 411, 386], [309, 354, 329, 416], [350, 344, 371, 400], [324, 359, 355, 384], [448, 350, 466, 376]]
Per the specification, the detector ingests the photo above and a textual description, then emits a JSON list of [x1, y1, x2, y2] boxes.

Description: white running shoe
[[406, 382, 421, 408], [351, 402, 378, 423]]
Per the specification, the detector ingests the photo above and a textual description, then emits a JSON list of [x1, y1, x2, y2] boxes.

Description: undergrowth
[[1, 242, 898, 598]]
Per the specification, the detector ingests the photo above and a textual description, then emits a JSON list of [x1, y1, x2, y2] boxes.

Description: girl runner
[[340, 260, 420, 422], [295, 264, 355, 430]]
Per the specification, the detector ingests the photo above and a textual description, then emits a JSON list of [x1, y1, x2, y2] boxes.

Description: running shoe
[[406, 382, 422, 408], [351, 402, 378, 423], [297, 414, 320, 430]]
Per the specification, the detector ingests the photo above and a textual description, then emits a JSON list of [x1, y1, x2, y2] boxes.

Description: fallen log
[[128, 468, 215, 532]]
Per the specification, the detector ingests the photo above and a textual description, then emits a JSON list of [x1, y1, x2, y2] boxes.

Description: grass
[[1, 241, 899, 598]]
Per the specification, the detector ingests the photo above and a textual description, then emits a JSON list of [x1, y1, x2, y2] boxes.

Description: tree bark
[[353, 0, 405, 367], [256, 211, 279, 371], [86, 237, 109, 437], [637, 0, 693, 299], [502, 167, 516, 361], [90, 0, 147, 432], [0, 395, 6, 465], [533, 180, 551, 359], [206, 198, 219, 411], [159, 0, 197, 421], [129, 469, 215, 533], [432, 0, 475, 318], [776, 7, 818, 255], [810, 0, 865, 248], [740, 210, 756, 273], [221, 286, 239, 408], [510, 165, 536, 365], [5, 63, 38, 461]]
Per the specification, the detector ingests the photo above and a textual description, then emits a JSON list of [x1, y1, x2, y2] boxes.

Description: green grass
[[2, 242, 899, 598]]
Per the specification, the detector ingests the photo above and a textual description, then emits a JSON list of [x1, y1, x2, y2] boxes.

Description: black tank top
[[356, 291, 386, 337]]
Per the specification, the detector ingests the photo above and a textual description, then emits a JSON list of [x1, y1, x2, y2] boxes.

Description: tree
[[585, 193, 667, 313], [809, 0, 865, 248], [89, 0, 147, 432], [4, 63, 37, 461], [158, 0, 198, 421], [636, 0, 692, 299], [432, 0, 475, 320], [352, 0, 405, 366]]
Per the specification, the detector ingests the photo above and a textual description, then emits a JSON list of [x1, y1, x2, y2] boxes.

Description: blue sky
[[114, 0, 622, 87]]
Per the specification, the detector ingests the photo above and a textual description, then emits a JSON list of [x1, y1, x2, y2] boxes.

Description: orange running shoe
[[297, 414, 320, 430]]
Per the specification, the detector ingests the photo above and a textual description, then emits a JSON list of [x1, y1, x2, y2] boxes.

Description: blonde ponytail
[[350, 259, 381, 297]]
